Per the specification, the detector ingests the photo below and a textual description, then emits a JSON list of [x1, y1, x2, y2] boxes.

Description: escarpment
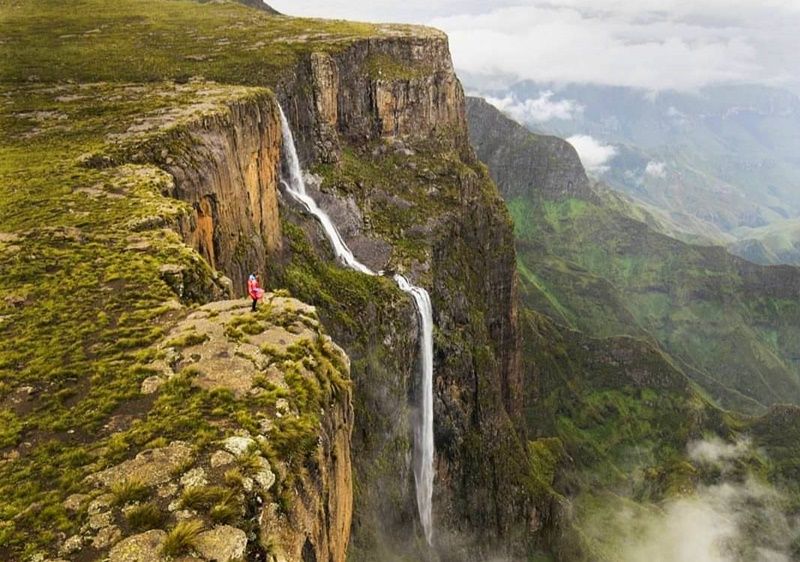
[[3, 2, 542, 560], [271, 29, 534, 560], [104, 90, 286, 294]]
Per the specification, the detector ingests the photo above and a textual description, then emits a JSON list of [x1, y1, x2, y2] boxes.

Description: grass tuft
[[126, 502, 167, 532], [110, 479, 150, 506], [161, 519, 204, 557]]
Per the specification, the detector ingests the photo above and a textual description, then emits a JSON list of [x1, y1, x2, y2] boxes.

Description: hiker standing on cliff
[[248, 273, 264, 312]]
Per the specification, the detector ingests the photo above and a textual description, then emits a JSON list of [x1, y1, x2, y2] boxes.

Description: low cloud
[[484, 91, 584, 123], [645, 161, 667, 178], [566, 134, 617, 174], [586, 438, 798, 562]]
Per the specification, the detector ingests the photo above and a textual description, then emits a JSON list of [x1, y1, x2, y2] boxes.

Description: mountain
[[467, 95, 800, 415], [473, 81, 800, 263], [467, 94, 800, 560], [5, 1, 800, 561]]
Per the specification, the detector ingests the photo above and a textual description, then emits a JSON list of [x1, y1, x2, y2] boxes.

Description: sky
[[268, 0, 800, 94]]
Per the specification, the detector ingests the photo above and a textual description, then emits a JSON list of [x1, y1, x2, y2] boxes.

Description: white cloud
[[484, 91, 584, 124], [269, 1, 800, 93], [645, 161, 668, 178], [566, 134, 617, 174], [584, 439, 798, 562], [617, 479, 794, 562]]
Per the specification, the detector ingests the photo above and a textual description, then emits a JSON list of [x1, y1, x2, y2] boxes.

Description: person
[[248, 273, 264, 312]]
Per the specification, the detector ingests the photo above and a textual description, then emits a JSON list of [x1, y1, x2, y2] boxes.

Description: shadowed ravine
[[277, 105, 435, 545]]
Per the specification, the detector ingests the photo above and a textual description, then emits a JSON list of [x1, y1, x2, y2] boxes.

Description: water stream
[[278, 105, 435, 545]]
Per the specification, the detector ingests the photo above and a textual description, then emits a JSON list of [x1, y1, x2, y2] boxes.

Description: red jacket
[[248, 277, 262, 300]]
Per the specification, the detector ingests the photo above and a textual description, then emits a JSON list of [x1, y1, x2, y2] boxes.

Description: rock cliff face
[[272, 33, 532, 559], [279, 30, 470, 164], [165, 98, 283, 293], [154, 94, 284, 293], [89, 86, 285, 295], [466, 97, 598, 203]]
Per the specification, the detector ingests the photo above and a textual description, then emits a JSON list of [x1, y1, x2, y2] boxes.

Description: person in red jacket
[[248, 273, 264, 312]]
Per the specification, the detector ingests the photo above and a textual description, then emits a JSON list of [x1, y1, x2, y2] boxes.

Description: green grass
[[126, 502, 167, 532], [110, 479, 151, 506], [0, 0, 437, 88], [512, 194, 800, 413], [161, 519, 204, 557]]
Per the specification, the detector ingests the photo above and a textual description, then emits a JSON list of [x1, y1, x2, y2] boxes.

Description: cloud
[[270, 1, 800, 94], [566, 134, 617, 174], [584, 438, 798, 562], [433, 4, 763, 92], [645, 161, 667, 178], [484, 91, 584, 123], [617, 479, 794, 562]]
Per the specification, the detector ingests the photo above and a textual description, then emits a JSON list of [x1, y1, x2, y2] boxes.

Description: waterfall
[[278, 104, 435, 545], [393, 274, 435, 546]]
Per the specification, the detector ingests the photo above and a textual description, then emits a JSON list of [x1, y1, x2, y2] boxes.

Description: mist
[[591, 438, 799, 562]]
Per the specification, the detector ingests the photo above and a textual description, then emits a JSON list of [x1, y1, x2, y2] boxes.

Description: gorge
[[2, 1, 800, 561]]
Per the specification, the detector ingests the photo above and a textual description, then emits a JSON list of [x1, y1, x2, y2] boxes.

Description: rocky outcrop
[[96, 86, 285, 294], [163, 95, 283, 293], [279, 30, 469, 164], [56, 295, 353, 562], [466, 96, 599, 203]]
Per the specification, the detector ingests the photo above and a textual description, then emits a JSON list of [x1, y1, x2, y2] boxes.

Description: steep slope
[[3, 1, 534, 560], [467, 96, 800, 414]]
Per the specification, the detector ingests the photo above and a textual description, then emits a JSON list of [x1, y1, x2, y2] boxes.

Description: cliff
[[274, 29, 531, 562], [0, 78, 356, 561], [465, 97, 597, 203], [3, 1, 534, 560]]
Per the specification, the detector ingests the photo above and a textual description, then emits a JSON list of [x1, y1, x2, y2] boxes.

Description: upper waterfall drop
[[277, 106, 373, 276], [277, 104, 435, 546]]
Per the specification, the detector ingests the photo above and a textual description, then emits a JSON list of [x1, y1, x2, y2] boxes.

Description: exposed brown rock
[[91, 441, 193, 488]]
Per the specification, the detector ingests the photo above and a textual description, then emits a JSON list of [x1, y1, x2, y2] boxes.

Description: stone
[[58, 535, 83, 556], [250, 455, 275, 491], [92, 525, 122, 549], [88, 494, 113, 515], [63, 493, 88, 512], [89, 510, 113, 529], [140, 376, 164, 394], [174, 509, 196, 520], [254, 467, 276, 491], [194, 525, 247, 562], [91, 441, 193, 487], [223, 435, 255, 457], [180, 467, 207, 488], [158, 482, 179, 498], [108, 530, 167, 562], [210, 450, 235, 468]]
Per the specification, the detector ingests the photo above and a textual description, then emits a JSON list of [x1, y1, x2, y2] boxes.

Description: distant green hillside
[[474, 81, 800, 265], [467, 96, 800, 415]]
